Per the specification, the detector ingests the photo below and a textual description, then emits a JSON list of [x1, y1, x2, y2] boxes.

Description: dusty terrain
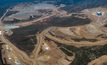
[[1, 7, 107, 65]]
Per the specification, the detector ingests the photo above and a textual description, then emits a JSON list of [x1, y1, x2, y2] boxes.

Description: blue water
[[4, 25, 19, 30]]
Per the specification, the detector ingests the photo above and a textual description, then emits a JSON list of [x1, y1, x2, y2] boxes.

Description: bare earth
[[1, 7, 107, 65]]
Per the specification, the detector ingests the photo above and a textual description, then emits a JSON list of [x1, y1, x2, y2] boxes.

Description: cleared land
[[1, 7, 107, 65]]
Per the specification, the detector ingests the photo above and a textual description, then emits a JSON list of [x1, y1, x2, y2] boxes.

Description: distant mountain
[[0, 0, 107, 17], [0, 0, 107, 7], [0, 0, 34, 5], [60, 0, 107, 13]]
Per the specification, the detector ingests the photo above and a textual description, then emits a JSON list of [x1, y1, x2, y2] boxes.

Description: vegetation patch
[[72, 38, 98, 42]]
